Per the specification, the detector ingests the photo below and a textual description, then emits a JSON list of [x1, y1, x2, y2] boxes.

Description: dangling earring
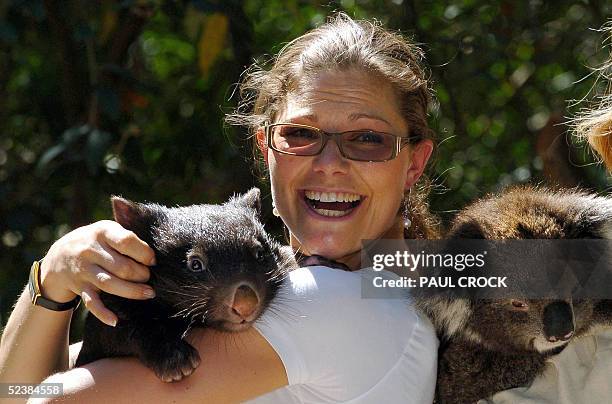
[[403, 217, 412, 229], [272, 201, 280, 217], [402, 191, 412, 234]]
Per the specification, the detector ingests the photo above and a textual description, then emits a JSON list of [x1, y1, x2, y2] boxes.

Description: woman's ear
[[256, 127, 269, 166], [404, 139, 433, 189]]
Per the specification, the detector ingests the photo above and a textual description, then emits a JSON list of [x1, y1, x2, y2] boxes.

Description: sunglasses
[[264, 123, 418, 162]]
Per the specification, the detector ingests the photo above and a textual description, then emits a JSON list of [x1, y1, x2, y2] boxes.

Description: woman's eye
[[188, 257, 206, 272], [349, 131, 385, 144], [285, 128, 318, 139]]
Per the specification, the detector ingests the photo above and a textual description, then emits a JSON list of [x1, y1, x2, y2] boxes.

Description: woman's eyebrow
[[286, 114, 318, 123], [285, 112, 391, 126], [347, 112, 391, 125]]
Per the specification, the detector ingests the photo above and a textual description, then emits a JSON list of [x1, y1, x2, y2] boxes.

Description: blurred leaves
[[86, 129, 113, 174], [1, 0, 611, 326], [197, 12, 228, 78], [36, 125, 113, 176]]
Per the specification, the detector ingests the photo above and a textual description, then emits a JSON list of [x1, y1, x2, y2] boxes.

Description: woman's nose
[[311, 137, 350, 174]]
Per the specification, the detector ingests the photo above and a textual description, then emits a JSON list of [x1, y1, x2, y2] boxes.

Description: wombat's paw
[[148, 341, 201, 383]]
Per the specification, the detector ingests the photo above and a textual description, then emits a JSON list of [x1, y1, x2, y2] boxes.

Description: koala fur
[[416, 186, 612, 404]]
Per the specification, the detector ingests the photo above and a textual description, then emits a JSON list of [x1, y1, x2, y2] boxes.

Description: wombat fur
[[75, 188, 295, 382], [417, 187, 612, 403]]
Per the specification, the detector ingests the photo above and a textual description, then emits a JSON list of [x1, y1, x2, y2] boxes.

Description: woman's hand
[[41, 220, 157, 326]]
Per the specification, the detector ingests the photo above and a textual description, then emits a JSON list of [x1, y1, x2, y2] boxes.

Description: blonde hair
[[574, 23, 612, 171]]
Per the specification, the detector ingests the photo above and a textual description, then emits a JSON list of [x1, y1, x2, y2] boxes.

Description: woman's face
[[258, 69, 432, 267]]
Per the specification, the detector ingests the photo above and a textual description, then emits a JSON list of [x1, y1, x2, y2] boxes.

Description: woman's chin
[[299, 234, 360, 261]]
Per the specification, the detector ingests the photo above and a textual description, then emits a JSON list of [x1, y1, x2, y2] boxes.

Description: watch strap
[[29, 260, 81, 311]]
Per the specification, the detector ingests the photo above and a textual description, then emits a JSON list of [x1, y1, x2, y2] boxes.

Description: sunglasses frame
[[264, 122, 416, 162]]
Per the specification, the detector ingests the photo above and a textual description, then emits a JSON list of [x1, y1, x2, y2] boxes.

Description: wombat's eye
[[188, 257, 206, 272], [254, 246, 265, 262], [510, 299, 529, 311]]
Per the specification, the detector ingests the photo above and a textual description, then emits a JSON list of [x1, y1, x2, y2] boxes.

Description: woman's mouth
[[302, 190, 363, 218]]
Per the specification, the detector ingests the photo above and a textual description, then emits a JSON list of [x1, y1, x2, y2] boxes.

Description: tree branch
[[107, 4, 155, 65], [42, 0, 85, 125]]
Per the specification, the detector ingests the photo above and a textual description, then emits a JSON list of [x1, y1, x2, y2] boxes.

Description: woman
[[573, 31, 612, 172], [0, 14, 439, 403], [576, 106, 612, 170], [575, 76, 612, 169]]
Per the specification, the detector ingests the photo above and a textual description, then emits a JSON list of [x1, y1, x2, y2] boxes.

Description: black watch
[[28, 259, 81, 311]]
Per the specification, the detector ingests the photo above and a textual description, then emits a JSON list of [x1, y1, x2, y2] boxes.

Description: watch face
[[29, 260, 42, 300]]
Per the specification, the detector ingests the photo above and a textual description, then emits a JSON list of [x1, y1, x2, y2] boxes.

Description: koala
[[416, 186, 612, 404]]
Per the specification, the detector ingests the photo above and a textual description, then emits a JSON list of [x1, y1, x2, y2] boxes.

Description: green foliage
[[1, 0, 610, 325]]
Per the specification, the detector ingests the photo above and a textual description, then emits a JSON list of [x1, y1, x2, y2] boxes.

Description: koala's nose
[[543, 301, 574, 342]]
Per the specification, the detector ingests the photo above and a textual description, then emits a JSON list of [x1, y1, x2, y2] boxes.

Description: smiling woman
[[257, 69, 433, 266], [1, 13, 439, 404]]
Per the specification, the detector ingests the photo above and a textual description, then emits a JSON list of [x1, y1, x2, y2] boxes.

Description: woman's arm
[[0, 286, 73, 384], [0, 221, 155, 384], [29, 328, 287, 404]]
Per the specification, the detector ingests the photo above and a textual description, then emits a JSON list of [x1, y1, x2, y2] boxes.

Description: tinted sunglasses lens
[[341, 131, 395, 161], [271, 125, 322, 155]]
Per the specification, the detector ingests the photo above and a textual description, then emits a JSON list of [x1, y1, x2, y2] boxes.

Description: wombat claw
[[150, 341, 201, 383]]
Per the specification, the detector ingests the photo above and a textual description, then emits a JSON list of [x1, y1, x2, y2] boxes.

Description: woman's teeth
[[314, 208, 350, 217], [303, 190, 362, 217], [304, 190, 361, 202]]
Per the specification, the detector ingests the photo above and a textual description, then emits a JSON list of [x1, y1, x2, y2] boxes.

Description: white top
[[481, 328, 612, 404], [249, 266, 438, 404]]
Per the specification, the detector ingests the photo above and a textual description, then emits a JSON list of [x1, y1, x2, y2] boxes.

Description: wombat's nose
[[231, 284, 259, 320], [543, 301, 574, 342]]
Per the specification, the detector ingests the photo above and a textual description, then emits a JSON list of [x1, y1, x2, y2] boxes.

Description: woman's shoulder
[[252, 265, 439, 403]]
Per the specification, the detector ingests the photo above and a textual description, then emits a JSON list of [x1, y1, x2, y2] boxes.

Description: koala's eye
[[188, 256, 206, 272], [510, 299, 529, 311]]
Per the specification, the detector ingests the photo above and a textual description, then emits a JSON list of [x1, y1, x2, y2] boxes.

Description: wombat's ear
[[235, 188, 262, 216], [111, 196, 153, 240]]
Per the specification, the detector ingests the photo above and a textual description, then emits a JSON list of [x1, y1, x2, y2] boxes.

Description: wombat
[[416, 187, 612, 404], [75, 188, 295, 382]]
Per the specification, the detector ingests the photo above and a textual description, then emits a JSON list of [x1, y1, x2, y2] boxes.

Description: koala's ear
[[578, 217, 612, 239], [592, 201, 612, 239], [111, 196, 155, 241], [572, 200, 612, 239], [447, 219, 486, 239], [234, 188, 262, 216]]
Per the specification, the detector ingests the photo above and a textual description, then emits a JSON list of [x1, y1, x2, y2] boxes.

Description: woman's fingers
[[99, 221, 157, 266], [94, 243, 151, 283], [81, 286, 118, 327], [84, 264, 155, 301], [40, 220, 157, 322]]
